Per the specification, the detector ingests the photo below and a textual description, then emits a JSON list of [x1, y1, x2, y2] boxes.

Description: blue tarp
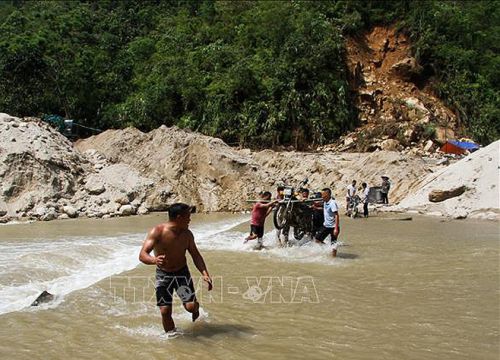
[[448, 140, 480, 151]]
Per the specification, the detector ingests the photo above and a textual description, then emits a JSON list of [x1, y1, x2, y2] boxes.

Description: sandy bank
[[1, 113, 496, 222]]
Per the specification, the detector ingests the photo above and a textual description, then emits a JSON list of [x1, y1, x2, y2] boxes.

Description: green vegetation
[[0, 1, 498, 146]]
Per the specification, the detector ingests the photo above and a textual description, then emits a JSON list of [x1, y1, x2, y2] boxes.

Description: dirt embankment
[[322, 26, 460, 155], [393, 140, 499, 220], [1, 112, 450, 222]]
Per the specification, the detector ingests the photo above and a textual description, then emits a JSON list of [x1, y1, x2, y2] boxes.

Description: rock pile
[[1, 112, 452, 222], [320, 26, 460, 155]]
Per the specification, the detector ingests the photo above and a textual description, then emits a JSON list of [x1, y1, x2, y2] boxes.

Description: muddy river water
[[0, 213, 498, 359]]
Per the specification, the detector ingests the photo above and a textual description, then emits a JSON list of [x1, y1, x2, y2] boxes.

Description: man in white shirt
[[314, 188, 340, 257], [361, 182, 370, 217], [346, 180, 357, 215]]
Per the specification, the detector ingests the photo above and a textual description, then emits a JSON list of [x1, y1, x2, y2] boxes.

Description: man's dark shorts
[[315, 226, 339, 244], [250, 224, 264, 238], [155, 265, 196, 307]]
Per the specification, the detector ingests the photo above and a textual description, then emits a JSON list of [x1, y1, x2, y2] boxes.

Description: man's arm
[[333, 211, 340, 236], [187, 232, 212, 290], [257, 201, 277, 216], [138, 226, 164, 266], [259, 200, 278, 209], [312, 201, 323, 210]]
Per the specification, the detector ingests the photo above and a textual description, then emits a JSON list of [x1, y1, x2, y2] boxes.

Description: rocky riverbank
[[0, 113, 497, 223]]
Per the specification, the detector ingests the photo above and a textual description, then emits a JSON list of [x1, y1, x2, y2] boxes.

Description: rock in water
[[31, 290, 54, 306]]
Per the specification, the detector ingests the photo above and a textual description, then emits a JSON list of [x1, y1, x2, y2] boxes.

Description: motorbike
[[347, 194, 361, 218], [273, 178, 318, 243]]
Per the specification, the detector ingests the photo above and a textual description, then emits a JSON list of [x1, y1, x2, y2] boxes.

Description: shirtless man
[[139, 203, 212, 336]]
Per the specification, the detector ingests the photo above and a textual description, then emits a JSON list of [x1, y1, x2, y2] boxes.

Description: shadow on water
[[337, 252, 359, 260], [190, 323, 255, 338]]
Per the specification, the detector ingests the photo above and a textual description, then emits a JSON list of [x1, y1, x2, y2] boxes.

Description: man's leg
[[331, 236, 338, 257], [331, 245, 337, 257], [176, 268, 199, 321], [253, 226, 265, 249], [281, 226, 289, 246], [315, 226, 328, 245], [245, 226, 258, 241], [159, 305, 175, 332], [254, 237, 263, 249], [156, 273, 176, 333], [183, 301, 200, 322], [330, 228, 340, 257], [364, 202, 369, 217]]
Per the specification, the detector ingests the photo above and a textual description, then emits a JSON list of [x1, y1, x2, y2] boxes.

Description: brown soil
[[322, 26, 460, 153]]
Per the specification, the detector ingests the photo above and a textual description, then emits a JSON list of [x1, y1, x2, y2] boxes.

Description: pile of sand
[[1, 112, 496, 222], [394, 140, 499, 220]]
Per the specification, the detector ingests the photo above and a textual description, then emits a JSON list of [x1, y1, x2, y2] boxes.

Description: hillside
[[0, 1, 498, 145], [322, 26, 460, 154]]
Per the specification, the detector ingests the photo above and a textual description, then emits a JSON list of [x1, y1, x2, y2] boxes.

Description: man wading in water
[[313, 188, 340, 257], [139, 203, 213, 337]]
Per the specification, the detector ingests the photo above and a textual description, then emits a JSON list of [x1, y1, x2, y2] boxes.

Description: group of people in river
[[244, 185, 340, 256], [244, 176, 392, 254], [137, 177, 391, 337]]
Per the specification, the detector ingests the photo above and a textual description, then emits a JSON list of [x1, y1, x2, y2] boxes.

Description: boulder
[[63, 205, 78, 218], [31, 290, 54, 306], [429, 186, 467, 202], [391, 57, 423, 80], [404, 97, 429, 116], [34, 206, 48, 217], [119, 204, 135, 216], [0, 200, 7, 217], [435, 127, 456, 145], [423, 140, 434, 152], [344, 137, 355, 147], [145, 187, 173, 211], [85, 180, 105, 195], [41, 208, 58, 221], [137, 205, 150, 215], [380, 139, 400, 151], [114, 195, 130, 205]]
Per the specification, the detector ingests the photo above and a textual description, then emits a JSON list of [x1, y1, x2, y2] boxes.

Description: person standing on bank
[[346, 180, 357, 215], [381, 176, 391, 204], [314, 188, 340, 257], [361, 182, 370, 217], [139, 203, 213, 337]]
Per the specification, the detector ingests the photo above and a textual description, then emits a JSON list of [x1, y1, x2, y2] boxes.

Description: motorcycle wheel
[[273, 204, 288, 230], [293, 227, 305, 241]]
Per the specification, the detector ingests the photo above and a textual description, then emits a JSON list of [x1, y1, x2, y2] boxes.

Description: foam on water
[[198, 228, 346, 266], [0, 217, 247, 315], [0, 215, 345, 315], [113, 307, 209, 340], [0, 235, 141, 315]]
